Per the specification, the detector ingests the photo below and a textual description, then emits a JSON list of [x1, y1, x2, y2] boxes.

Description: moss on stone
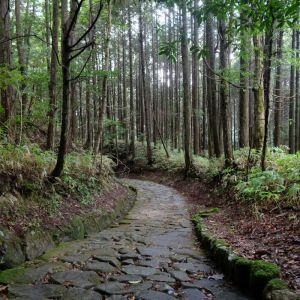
[[40, 241, 72, 261], [250, 260, 280, 297], [266, 278, 289, 291], [234, 257, 252, 289], [0, 267, 26, 284], [193, 207, 220, 220]]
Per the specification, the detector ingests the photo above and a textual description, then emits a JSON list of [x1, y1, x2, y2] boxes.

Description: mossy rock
[[69, 216, 85, 240], [200, 231, 214, 249], [250, 260, 280, 297], [227, 252, 239, 279], [82, 215, 101, 235], [0, 267, 26, 284], [0, 228, 25, 268], [215, 245, 231, 272], [41, 241, 72, 261], [234, 257, 252, 289], [264, 289, 300, 300], [263, 278, 290, 299], [25, 230, 55, 260]]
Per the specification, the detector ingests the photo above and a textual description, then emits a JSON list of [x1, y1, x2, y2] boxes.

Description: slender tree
[[180, 0, 192, 173]]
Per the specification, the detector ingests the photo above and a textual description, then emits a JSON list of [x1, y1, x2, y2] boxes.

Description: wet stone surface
[[5, 180, 251, 299]]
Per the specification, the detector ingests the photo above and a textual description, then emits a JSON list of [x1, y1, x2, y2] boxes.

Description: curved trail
[[6, 180, 250, 299]]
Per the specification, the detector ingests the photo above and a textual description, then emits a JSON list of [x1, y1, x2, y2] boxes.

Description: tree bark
[[192, 0, 200, 155], [94, 0, 112, 154], [0, 0, 13, 127], [128, 8, 135, 158], [47, 0, 59, 150], [51, 0, 72, 177], [205, 6, 221, 157], [15, 0, 28, 114], [239, 7, 250, 148], [289, 29, 296, 154], [181, 0, 193, 173], [273, 30, 283, 147], [252, 35, 265, 151], [219, 19, 234, 166], [138, 0, 153, 164]]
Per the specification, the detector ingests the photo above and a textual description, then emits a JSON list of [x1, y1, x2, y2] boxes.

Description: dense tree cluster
[[0, 0, 299, 176]]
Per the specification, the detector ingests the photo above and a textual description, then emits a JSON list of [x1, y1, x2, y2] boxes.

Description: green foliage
[[265, 278, 289, 291], [234, 148, 300, 204], [159, 40, 178, 63], [0, 66, 23, 90]]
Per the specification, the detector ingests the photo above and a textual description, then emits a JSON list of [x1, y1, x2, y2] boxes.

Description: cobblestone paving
[[6, 180, 251, 299]]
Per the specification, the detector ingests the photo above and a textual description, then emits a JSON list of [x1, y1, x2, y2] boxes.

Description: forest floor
[[126, 170, 300, 293]]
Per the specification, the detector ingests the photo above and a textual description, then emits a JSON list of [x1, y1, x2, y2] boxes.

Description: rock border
[[192, 212, 300, 300], [0, 184, 137, 270]]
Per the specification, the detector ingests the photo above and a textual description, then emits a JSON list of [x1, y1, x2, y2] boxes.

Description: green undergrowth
[[0, 143, 115, 234], [113, 141, 300, 208]]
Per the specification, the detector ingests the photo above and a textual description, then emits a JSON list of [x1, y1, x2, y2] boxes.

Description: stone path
[[5, 180, 251, 299]]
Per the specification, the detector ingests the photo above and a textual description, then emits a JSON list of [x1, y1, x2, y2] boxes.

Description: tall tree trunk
[[239, 7, 249, 148], [138, 0, 152, 164], [219, 19, 234, 166], [289, 29, 296, 154], [51, 0, 72, 177], [252, 35, 265, 150], [0, 0, 13, 127], [180, 0, 192, 173], [261, 25, 274, 170], [15, 0, 28, 115], [192, 0, 200, 155], [296, 30, 300, 151], [128, 8, 135, 158], [84, 79, 92, 150], [205, 7, 221, 157], [94, 0, 112, 154], [47, 0, 59, 150], [273, 30, 283, 147]]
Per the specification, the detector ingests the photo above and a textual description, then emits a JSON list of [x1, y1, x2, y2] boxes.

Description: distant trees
[[0, 0, 300, 176]]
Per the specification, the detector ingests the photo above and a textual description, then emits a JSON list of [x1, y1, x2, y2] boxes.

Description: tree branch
[[65, 0, 84, 40], [69, 49, 93, 82], [0, 33, 62, 67], [70, 1, 104, 49], [69, 40, 94, 61]]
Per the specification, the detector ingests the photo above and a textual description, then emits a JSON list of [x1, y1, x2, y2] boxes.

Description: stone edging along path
[[192, 211, 300, 300], [0, 181, 137, 270]]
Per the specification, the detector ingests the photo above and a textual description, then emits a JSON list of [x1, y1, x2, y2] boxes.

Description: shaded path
[[5, 180, 250, 299]]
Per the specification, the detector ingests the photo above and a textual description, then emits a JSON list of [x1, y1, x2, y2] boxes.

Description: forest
[[0, 0, 299, 299]]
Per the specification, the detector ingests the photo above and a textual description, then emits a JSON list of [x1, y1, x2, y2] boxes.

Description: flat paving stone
[[147, 274, 175, 283], [84, 261, 117, 273], [95, 282, 127, 295], [63, 287, 102, 300], [111, 274, 143, 283], [138, 290, 177, 300], [169, 270, 191, 282], [182, 288, 206, 300], [8, 284, 67, 299], [122, 265, 159, 277], [50, 270, 101, 288], [93, 256, 121, 268]]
